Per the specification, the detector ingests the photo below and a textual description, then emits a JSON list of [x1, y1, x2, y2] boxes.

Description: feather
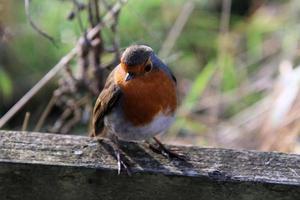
[[91, 69, 122, 137]]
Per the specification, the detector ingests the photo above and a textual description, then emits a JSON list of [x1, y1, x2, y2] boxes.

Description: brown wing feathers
[[91, 71, 121, 137]]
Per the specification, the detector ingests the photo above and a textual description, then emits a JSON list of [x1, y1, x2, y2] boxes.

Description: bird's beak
[[125, 72, 134, 81]]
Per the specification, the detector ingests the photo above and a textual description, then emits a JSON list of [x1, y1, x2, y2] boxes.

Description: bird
[[91, 44, 182, 174]]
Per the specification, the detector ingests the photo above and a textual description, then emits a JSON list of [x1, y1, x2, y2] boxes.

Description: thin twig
[[61, 96, 89, 133], [34, 95, 57, 132], [89, 0, 103, 70], [219, 0, 232, 34], [87, 0, 128, 40], [158, 1, 195, 58], [73, 0, 86, 34], [88, 0, 96, 27], [51, 106, 73, 133], [94, 0, 101, 23], [0, 0, 128, 129], [211, 0, 232, 122], [61, 108, 81, 134], [24, 0, 57, 46], [0, 48, 77, 128], [102, 3, 121, 70], [21, 112, 31, 131]]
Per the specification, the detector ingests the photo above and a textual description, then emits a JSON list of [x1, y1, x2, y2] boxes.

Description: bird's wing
[[91, 70, 122, 137]]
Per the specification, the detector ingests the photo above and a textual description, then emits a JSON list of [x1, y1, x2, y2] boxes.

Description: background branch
[[24, 0, 57, 46]]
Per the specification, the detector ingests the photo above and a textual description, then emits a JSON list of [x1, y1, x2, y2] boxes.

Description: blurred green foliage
[[0, 0, 264, 103], [182, 61, 216, 113], [0, 1, 217, 90], [0, 0, 297, 142], [0, 67, 12, 99]]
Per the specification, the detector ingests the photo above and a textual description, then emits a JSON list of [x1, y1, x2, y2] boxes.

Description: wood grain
[[0, 130, 300, 200]]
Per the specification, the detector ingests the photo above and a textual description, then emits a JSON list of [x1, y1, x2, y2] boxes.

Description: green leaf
[[181, 61, 216, 112], [221, 53, 238, 91], [247, 31, 263, 62], [0, 68, 13, 99]]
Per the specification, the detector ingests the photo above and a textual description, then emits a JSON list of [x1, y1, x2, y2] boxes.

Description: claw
[[114, 148, 132, 175], [116, 149, 122, 175], [120, 158, 132, 176], [149, 137, 186, 161], [111, 136, 132, 175]]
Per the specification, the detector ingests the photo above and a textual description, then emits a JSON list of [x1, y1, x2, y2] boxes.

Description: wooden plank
[[0, 130, 300, 200]]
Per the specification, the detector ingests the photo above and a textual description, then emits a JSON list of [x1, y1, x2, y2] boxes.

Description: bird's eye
[[145, 64, 152, 72]]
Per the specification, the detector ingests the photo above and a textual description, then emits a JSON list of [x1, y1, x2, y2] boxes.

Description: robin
[[91, 44, 182, 174]]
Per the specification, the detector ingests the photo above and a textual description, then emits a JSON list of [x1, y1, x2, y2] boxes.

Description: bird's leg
[[147, 136, 185, 161], [110, 135, 132, 175]]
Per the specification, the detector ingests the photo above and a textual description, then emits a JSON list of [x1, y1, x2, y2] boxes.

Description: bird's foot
[[148, 137, 186, 161], [114, 147, 132, 175], [96, 136, 132, 175], [110, 135, 132, 175]]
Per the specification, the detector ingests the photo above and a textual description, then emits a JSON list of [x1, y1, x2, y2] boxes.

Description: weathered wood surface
[[0, 130, 300, 200]]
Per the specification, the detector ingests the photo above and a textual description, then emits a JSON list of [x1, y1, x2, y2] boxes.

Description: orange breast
[[114, 66, 177, 126]]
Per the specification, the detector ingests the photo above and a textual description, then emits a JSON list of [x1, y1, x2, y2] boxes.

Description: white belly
[[104, 111, 175, 141]]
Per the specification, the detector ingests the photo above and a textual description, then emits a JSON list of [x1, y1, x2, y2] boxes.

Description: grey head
[[120, 44, 177, 83], [121, 45, 153, 66]]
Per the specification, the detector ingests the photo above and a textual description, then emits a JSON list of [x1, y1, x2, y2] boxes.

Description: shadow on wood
[[0, 130, 300, 200]]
